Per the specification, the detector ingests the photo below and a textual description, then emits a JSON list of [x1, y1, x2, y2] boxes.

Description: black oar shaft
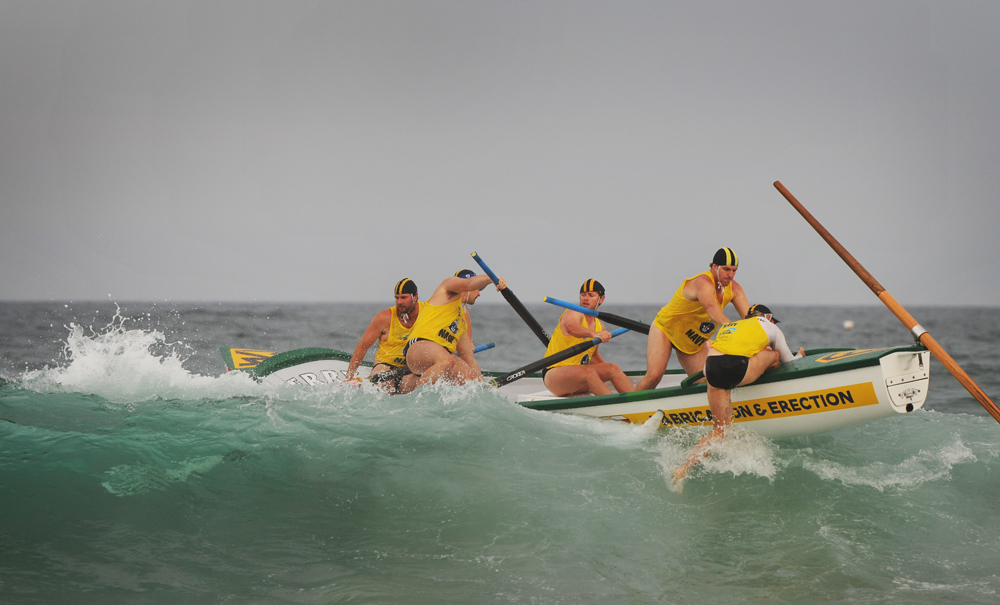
[[491, 328, 628, 388], [592, 312, 649, 335], [543, 296, 650, 334], [472, 252, 550, 346]]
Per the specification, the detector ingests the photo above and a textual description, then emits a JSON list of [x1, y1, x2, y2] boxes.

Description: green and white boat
[[220, 345, 929, 439]]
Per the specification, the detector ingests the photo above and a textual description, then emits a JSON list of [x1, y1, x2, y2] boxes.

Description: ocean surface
[[2, 301, 999, 604]]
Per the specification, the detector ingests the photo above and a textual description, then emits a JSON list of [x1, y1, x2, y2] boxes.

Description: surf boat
[[220, 345, 929, 439]]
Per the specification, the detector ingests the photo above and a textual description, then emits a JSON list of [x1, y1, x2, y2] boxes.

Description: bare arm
[[445, 275, 504, 294], [690, 276, 734, 327], [346, 310, 390, 379], [729, 281, 750, 320], [455, 313, 481, 377], [560, 312, 611, 342]]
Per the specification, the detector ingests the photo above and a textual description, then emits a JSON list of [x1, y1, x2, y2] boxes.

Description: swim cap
[[580, 279, 605, 296], [394, 278, 418, 296], [746, 303, 779, 323], [454, 269, 477, 279], [712, 247, 739, 267]]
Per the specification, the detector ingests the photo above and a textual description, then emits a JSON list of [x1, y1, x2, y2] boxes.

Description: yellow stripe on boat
[[614, 382, 880, 427]]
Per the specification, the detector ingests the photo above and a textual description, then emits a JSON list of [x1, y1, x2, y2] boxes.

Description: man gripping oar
[[540, 279, 634, 397], [404, 269, 507, 387]]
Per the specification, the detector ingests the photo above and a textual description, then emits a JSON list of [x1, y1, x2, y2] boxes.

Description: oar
[[490, 328, 629, 388], [471, 252, 550, 346], [369, 342, 496, 385], [774, 180, 1000, 424], [543, 296, 650, 334]]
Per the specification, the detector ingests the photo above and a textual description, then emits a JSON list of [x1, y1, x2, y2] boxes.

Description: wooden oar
[[370, 342, 496, 385], [543, 296, 650, 334], [471, 252, 551, 346], [774, 180, 1000, 424], [490, 328, 629, 388]]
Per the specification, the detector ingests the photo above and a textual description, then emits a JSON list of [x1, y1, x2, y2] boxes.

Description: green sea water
[[1, 302, 998, 603]]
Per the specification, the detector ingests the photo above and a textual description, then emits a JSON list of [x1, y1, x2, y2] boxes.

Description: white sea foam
[[801, 438, 977, 491], [101, 455, 224, 496], [20, 309, 264, 404], [655, 426, 780, 488]]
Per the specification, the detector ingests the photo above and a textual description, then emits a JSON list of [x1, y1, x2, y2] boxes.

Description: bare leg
[[635, 328, 674, 391], [671, 350, 781, 489], [675, 345, 710, 377], [396, 373, 419, 394], [739, 349, 780, 386], [544, 365, 613, 396], [672, 384, 732, 488], [405, 341, 479, 387], [593, 363, 634, 394]]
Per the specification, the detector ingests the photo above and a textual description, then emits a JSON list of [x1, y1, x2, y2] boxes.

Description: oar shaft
[[491, 328, 628, 388], [774, 181, 1000, 424], [471, 252, 550, 346], [543, 296, 650, 335]]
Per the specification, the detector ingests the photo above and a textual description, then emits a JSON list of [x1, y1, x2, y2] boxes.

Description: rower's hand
[[797, 347, 806, 358], [496, 277, 507, 291], [597, 330, 612, 343]]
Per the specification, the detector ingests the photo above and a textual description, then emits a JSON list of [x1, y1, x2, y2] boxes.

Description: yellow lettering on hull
[[612, 382, 880, 427]]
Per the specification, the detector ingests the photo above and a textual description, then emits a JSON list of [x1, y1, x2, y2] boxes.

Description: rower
[[673, 304, 804, 486], [541, 280, 634, 397], [634, 248, 751, 390], [404, 269, 506, 387], [345, 278, 423, 394]]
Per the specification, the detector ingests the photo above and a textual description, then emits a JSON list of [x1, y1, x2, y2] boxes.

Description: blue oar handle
[[608, 327, 629, 338], [543, 296, 599, 318], [544, 296, 650, 334], [470, 252, 501, 285], [473, 342, 495, 353]]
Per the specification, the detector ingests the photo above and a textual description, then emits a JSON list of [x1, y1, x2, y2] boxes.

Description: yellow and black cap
[[580, 279, 605, 296], [746, 303, 779, 323], [712, 247, 739, 268], [454, 269, 477, 279], [394, 278, 418, 296]]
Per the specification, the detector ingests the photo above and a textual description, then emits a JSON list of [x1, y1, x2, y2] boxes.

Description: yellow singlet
[[712, 318, 770, 358], [374, 302, 424, 367], [406, 298, 467, 355], [653, 270, 734, 355], [544, 311, 603, 369]]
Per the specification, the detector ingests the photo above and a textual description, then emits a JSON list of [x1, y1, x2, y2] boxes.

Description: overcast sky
[[2, 1, 998, 306]]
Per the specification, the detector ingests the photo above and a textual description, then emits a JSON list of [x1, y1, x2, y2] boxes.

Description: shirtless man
[[673, 304, 805, 487], [404, 269, 506, 387], [345, 278, 422, 394], [541, 279, 634, 397], [634, 248, 751, 391]]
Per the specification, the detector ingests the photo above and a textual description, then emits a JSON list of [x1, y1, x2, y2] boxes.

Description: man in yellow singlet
[[634, 247, 751, 391], [672, 304, 804, 489], [404, 269, 507, 387], [345, 278, 422, 394], [541, 279, 634, 397]]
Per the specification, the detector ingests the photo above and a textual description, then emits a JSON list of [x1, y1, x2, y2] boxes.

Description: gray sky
[[2, 1, 998, 306]]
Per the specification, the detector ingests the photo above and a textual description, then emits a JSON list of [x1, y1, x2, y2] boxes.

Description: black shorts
[[401, 337, 431, 359], [704, 354, 750, 390]]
